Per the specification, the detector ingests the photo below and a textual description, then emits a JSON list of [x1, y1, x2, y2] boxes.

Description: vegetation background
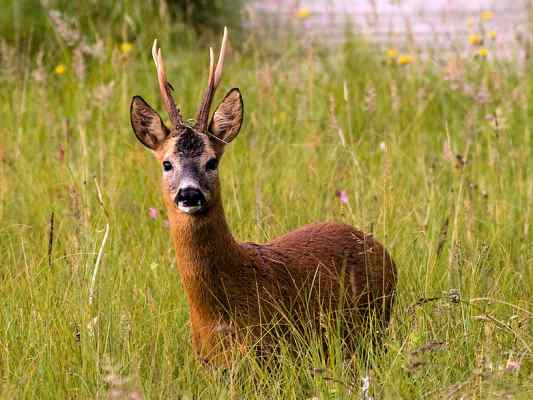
[[0, 0, 531, 398]]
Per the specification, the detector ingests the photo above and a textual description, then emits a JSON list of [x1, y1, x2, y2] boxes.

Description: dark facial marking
[[163, 160, 173, 171], [176, 127, 205, 158], [206, 157, 218, 171], [180, 161, 201, 181]]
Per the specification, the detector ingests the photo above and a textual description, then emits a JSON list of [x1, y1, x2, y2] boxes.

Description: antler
[[195, 27, 228, 132], [152, 39, 183, 128]]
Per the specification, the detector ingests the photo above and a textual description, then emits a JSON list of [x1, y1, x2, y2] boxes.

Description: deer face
[[130, 88, 243, 215], [130, 29, 241, 215]]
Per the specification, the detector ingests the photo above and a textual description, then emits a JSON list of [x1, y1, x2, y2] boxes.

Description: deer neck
[[165, 196, 243, 318]]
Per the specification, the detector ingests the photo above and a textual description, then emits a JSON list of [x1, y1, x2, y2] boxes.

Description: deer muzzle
[[175, 186, 206, 214]]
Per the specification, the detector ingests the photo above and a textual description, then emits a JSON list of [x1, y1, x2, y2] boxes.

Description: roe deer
[[130, 28, 397, 363]]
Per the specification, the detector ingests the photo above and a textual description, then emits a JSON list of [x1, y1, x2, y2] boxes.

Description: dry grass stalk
[[88, 178, 110, 307]]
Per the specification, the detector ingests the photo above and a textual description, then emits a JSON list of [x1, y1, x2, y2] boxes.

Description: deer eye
[[163, 161, 173, 171], [206, 158, 218, 171]]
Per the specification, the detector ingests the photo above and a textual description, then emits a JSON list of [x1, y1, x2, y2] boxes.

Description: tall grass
[[0, 1, 531, 399]]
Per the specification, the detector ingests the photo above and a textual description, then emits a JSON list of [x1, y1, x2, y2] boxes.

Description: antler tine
[[207, 47, 214, 86], [213, 26, 228, 88], [151, 39, 182, 128], [151, 39, 159, 68], [195, 27, 229, 132]]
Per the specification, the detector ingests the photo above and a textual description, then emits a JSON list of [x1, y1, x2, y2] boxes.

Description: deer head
[[130, 28, 243, 216]]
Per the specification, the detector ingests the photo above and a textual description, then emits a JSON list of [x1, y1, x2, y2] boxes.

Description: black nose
[[175, 187, 205, 207]]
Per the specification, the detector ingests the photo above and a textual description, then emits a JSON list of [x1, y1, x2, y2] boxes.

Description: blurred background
[[1, 1, 531, 399], [2, 0, 532, 58], [257, 0, 531, 59]]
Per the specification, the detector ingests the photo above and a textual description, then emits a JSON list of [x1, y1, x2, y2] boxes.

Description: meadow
[[0, 1, 532, 398]]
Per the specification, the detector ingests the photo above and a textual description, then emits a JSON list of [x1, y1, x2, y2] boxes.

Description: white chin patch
[[178, 204, 203, 214]]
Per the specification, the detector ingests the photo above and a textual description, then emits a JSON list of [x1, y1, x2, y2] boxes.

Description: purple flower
[[335, 190, 349, 204], [148, 207, 158, 219]]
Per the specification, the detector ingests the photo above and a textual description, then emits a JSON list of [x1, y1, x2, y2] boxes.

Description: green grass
[[1, 2, 532, 399]]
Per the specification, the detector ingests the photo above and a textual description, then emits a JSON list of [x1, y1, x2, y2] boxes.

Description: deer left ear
[[209, 88, 243, 146], [130, 96, 170, 150]]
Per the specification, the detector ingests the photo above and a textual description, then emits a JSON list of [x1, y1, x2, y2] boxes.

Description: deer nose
[[175, 187, 205, 212]]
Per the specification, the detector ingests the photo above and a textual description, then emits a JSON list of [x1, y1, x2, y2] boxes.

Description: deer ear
[[130, 96, 170, 150], [209, 88, 243, 145]]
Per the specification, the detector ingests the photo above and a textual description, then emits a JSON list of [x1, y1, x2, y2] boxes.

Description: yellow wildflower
[[488, 30, 497, 40], [468, 34, 483, 46], [54, 64, 66, 75], [466, 17, 475, 29], [477, 47, 489, 58], [120, 41, 134, 55], [481, 10, 494, 21], [296, 7, 311, 19], [397, 54, 414, 66], [386, 48, 398, 60]]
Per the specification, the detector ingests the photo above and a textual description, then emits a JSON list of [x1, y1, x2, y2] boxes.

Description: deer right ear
[[208, 88, 243, 146], [130, 96, 170, 150]]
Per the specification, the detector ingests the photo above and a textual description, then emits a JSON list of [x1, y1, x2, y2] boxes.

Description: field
[[1, 2, 532, 399]]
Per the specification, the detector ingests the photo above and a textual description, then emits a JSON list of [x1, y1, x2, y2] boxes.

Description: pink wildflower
[[148, 208, 158, 219], [335, 190, 349, 204], [505, 360, 520, 371]]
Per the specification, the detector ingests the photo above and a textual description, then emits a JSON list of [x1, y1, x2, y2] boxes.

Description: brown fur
[[157, 151, 397, 362], [131, 34, 396, 364]]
